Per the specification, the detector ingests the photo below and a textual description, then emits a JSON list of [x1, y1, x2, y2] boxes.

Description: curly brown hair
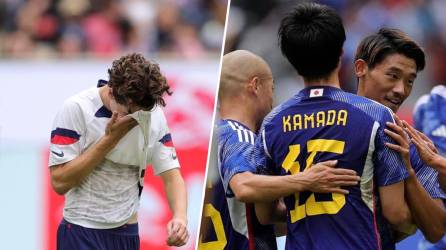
[[107, 53, 172, 110]]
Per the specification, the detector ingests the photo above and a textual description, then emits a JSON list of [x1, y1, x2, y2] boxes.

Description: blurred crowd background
[[0, 0, 226, 58], [226, 0, 446, 119]]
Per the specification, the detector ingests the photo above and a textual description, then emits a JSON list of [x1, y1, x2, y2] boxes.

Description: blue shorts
[[57, 218, 140, 250]]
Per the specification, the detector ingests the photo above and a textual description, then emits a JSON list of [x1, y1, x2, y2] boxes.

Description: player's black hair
[[278, 2, 346, 81], [355, 28, 425, 72]]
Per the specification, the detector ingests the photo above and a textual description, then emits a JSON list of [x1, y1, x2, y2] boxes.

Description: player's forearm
[[428, 155, 446, 192], [404, 169, 446, 242], [430, 155, 446, 175], [379, 181, 413, 232], [163, 169, 188, 221], [255, 200, 287, 225], [231, 172, 305, 203], [50, 136, 117, 195], [439, 175, 446, 193]]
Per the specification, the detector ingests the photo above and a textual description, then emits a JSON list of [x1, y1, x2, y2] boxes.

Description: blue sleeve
[[410, 144, 446, 200], [218, 130, 256, 195], [254, 128, 276, 175], [413, 98, 426, 131], [373, 109, 409, 186]]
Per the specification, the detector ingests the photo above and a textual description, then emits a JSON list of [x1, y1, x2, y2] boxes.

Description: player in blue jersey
[[354, 28, 446, 245], [254, 3, 415, 250], [412, 85, 446, 248], [413, 85, 446, 192], [199, 50, 360, 250]]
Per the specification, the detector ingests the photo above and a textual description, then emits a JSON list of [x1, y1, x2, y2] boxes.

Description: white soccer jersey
[[49, 85, 180, 229]]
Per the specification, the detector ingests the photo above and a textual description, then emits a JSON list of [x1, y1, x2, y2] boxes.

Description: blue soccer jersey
[[413, 84, 446, 199], [200, 119, 276, 250], [413, 85, 446, 249], [410, 144, 446, 200], [378, 144, 446, 250], [255, 86, 408, 250]]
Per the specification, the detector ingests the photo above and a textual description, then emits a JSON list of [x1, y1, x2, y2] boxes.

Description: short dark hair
[[355, 28, 425, 71], [108, 53, 172, 109], [278, 2, 346, 81]]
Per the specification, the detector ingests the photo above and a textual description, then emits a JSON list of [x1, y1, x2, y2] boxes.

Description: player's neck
[[99, 85, 112, 110], [220, 104, 258, 132], [303, 71, 341, 89]]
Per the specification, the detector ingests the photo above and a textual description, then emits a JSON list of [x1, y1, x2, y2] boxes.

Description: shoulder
[[343, 93, 394, 123], [151, 105, 166, 121], [262, 95, 303, 130], [62, 87, 99, 114], [217, 120, 255, 145], [149, 105, 170, 136], [413, 94, 430, 116], [431, 85, 446, 98]]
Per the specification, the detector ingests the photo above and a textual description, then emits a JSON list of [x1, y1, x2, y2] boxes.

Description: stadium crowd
[[0, 0, 226, 58], [226, 0, 446, 105]]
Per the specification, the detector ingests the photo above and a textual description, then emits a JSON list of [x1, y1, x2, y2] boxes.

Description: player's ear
[[246, 76, 260, 94], [355, 59, 368, 78]]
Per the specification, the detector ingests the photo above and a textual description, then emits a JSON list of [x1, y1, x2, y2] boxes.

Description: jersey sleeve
[[413, 94, 428, 131], [48, 100, 85, 167], [254, 128, 276, 175], [151, 109, 180, 175], [410, 144, 446, 200], [218, 127, 256, 194], [373, 109, 409, 186]]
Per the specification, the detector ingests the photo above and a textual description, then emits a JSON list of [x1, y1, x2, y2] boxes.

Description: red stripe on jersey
[[51, 135, 79, 145], [372, 182, 382, 250], [245, 203, 255, 250]]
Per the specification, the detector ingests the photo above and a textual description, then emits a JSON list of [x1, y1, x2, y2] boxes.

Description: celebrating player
[[49, 53, 188, 249], [254, 3, 413, 249], [412, 84, 446, 247], [199, 50, 360, 250], [354, 28, 446, 245], [413, 85, 446, 192]]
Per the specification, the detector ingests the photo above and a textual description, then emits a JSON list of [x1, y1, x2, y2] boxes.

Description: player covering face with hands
[[49, 53, 188, 249]]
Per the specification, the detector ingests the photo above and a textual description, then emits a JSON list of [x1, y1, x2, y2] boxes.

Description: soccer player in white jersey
[[354, 28, 446, 246], [49, 53, 188, 249]]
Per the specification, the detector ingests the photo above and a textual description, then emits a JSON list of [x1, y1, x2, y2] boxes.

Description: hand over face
[[104, 112, 138, 143]]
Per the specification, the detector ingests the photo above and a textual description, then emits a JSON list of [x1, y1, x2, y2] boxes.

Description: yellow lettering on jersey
[[326, 110, 336, 125], [337, 110, 348, 126], [293, 114, 302, 131], [304, 113, 315, 129], [198, 204, 227, 250], [283, 115, 291, 132], [316, 111, 325, 128], [283, 139, 346, 223], [281, 144, 301, 174], [281, 144, 304, 223], [283, 110, 349, 133]]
